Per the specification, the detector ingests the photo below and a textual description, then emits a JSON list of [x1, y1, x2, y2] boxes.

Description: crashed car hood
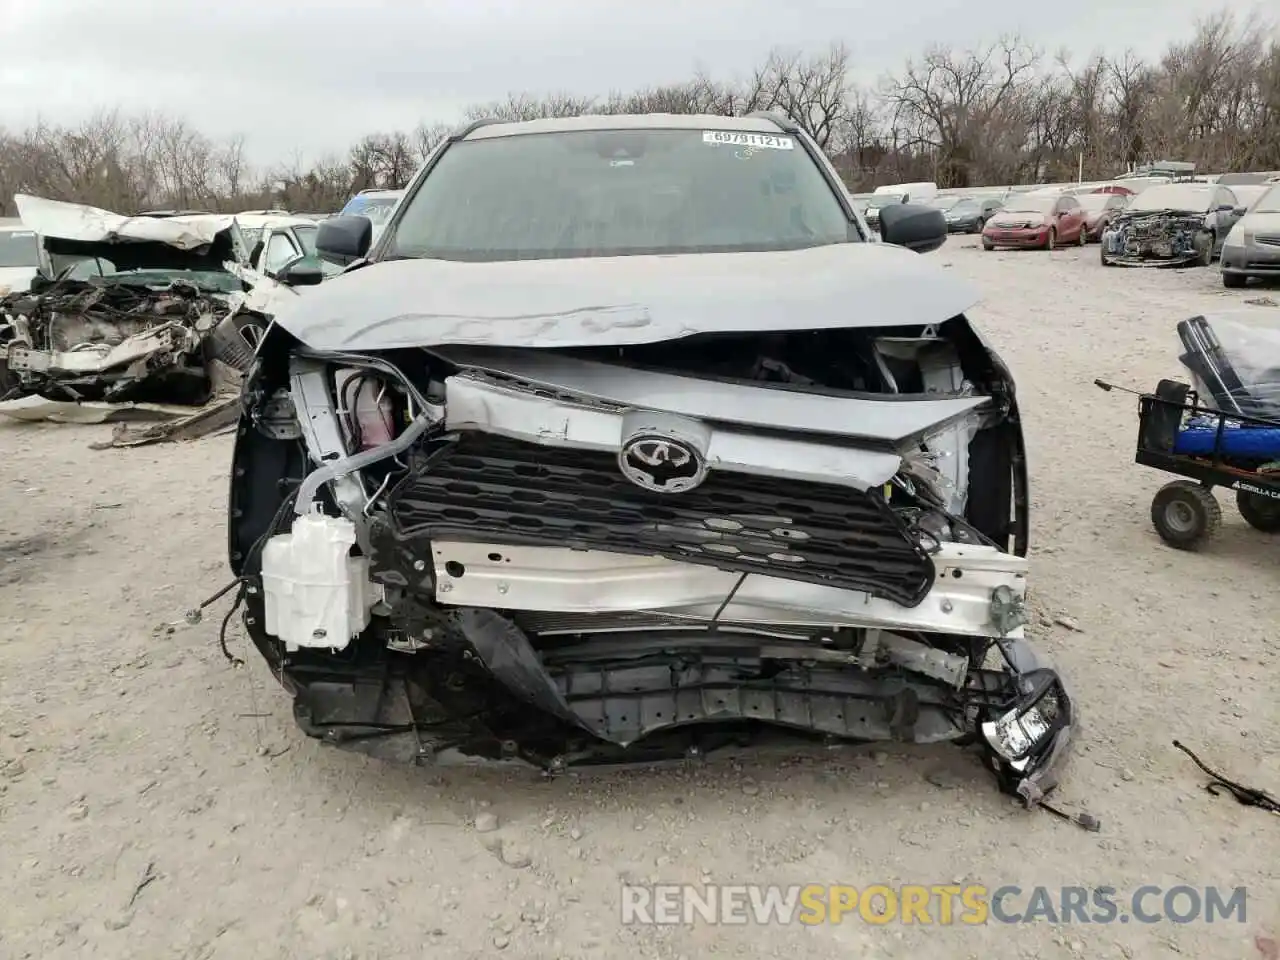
[[1118, 207, 1204, 220], [14, 195, 236, 250], [271, 242, 980, 351]]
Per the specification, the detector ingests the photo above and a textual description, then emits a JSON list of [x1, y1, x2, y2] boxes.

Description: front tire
[[1150, 481, 1221, 549], [1100, 243, 1114, 266], [1236, 489, 1280, 532], [1222, 271, 1246, 288], [207, 313, 268, 370], [982, 239, 994, 251], [1196, 232, 1215, 267], [1045, 228, 1056, 251]]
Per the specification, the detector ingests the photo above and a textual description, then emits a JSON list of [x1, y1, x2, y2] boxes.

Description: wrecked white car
[[0, 196, 321, 407], [225, 114, 1072, 809], [0, 219, 40, 295]]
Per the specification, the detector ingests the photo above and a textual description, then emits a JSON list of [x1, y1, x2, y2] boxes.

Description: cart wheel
[[1150, 481, 1221, 549], [1236, 489, 1280, 532]]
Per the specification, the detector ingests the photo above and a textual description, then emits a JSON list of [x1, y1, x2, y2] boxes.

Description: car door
[[1212, 188, 1241, 254], [1099, 195, 1125, 233], [261, 229, 302, 278], [1058, 197, 1085, 240]]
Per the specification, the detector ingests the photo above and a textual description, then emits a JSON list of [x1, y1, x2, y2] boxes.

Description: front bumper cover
[[983, 227, 1049, 247], [266, 597, 1073, 807], [1220, 244, 1280, 276]]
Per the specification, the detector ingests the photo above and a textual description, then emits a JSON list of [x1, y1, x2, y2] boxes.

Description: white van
[[865, 182, 940, 229], [872, 181, 939, 203]]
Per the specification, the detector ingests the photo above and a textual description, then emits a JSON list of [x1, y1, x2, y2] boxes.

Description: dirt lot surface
[[2, 236, 1278, 960]]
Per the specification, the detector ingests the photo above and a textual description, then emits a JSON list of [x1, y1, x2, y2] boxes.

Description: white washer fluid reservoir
[[260, 502, 381, 652]]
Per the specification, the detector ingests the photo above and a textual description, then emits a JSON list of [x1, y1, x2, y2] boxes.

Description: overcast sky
[[0, 0, 1258, 165]]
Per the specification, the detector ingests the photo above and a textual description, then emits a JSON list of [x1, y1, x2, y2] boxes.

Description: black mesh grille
[[388, 435, 935, 606]]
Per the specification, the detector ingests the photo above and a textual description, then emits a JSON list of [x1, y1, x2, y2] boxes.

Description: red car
[[982, 195, 1088, 250], [1087, 184, 1136, 197], [1076, 193, 1130, 242]]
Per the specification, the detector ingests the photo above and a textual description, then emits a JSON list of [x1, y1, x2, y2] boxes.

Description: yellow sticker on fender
[[702, 131, 795, 150]]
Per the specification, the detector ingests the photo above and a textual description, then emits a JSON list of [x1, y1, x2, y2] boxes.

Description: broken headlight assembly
[[979, 668, 1070, 796]]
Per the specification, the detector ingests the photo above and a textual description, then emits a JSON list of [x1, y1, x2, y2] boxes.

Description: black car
[[944, 197, 1003, 234]]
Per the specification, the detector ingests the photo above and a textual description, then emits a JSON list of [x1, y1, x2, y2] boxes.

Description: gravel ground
[[2, 236, 1278, 960]]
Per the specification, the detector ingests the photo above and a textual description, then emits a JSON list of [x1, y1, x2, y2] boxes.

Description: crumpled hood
[[1116, 208, 1204, 223], [271, 242, 980, 352], [15, 194, 236, 250]]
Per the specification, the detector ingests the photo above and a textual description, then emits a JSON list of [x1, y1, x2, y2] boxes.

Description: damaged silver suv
[[228, 113, 1072, 807]]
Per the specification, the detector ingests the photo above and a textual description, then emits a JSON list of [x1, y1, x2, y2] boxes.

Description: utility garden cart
[[1097, 314, 1280, 549]]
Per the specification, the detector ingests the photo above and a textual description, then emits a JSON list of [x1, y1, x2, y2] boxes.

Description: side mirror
[[878, 203, 947, 254], [1216, 204, 1236, 213], [275, 256, 325, 287], [1231, 206, 1247, 217], [316, 215, 373, 266]]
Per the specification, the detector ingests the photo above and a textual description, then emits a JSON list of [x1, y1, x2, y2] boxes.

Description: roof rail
[[744, 111, 800, 135], [452, 117, 504, 140], [137, 209, 212, 217]]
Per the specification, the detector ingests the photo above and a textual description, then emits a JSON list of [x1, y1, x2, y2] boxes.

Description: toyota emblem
[[618, 435, 707, 493]]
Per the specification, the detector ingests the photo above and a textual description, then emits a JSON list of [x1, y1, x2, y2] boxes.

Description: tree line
[[1, 9, 1277, 217]]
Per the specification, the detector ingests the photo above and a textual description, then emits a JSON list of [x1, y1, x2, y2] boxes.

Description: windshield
[[0, 229, 39, 269], [387, 129, 853, 261], [1130, 186, 1212, 213], [932, 197, 961, 211], [948, 199, 982, 214], [1004, 197, 1056, 215], [1252, 185, 1280, 214], [1077, 195, 1115, 212], [341, 195, 400, 226], [1230, 187, 1267, 211]]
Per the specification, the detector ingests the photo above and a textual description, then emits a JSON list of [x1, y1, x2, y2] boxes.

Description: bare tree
[[2, 9, 1279, 218], [884, 37, 1042, 186]]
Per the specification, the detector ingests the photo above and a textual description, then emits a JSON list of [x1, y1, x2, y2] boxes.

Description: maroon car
[[1077, 193, 1130, 242], [982, 195, 1088, 250]]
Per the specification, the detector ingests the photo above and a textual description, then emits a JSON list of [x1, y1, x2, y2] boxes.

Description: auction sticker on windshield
[[702, 131, 794, 150]]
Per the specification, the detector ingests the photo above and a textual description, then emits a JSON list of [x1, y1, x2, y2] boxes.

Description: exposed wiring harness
[[190, 485, 301, 667], [339, 371, 395, 451]]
